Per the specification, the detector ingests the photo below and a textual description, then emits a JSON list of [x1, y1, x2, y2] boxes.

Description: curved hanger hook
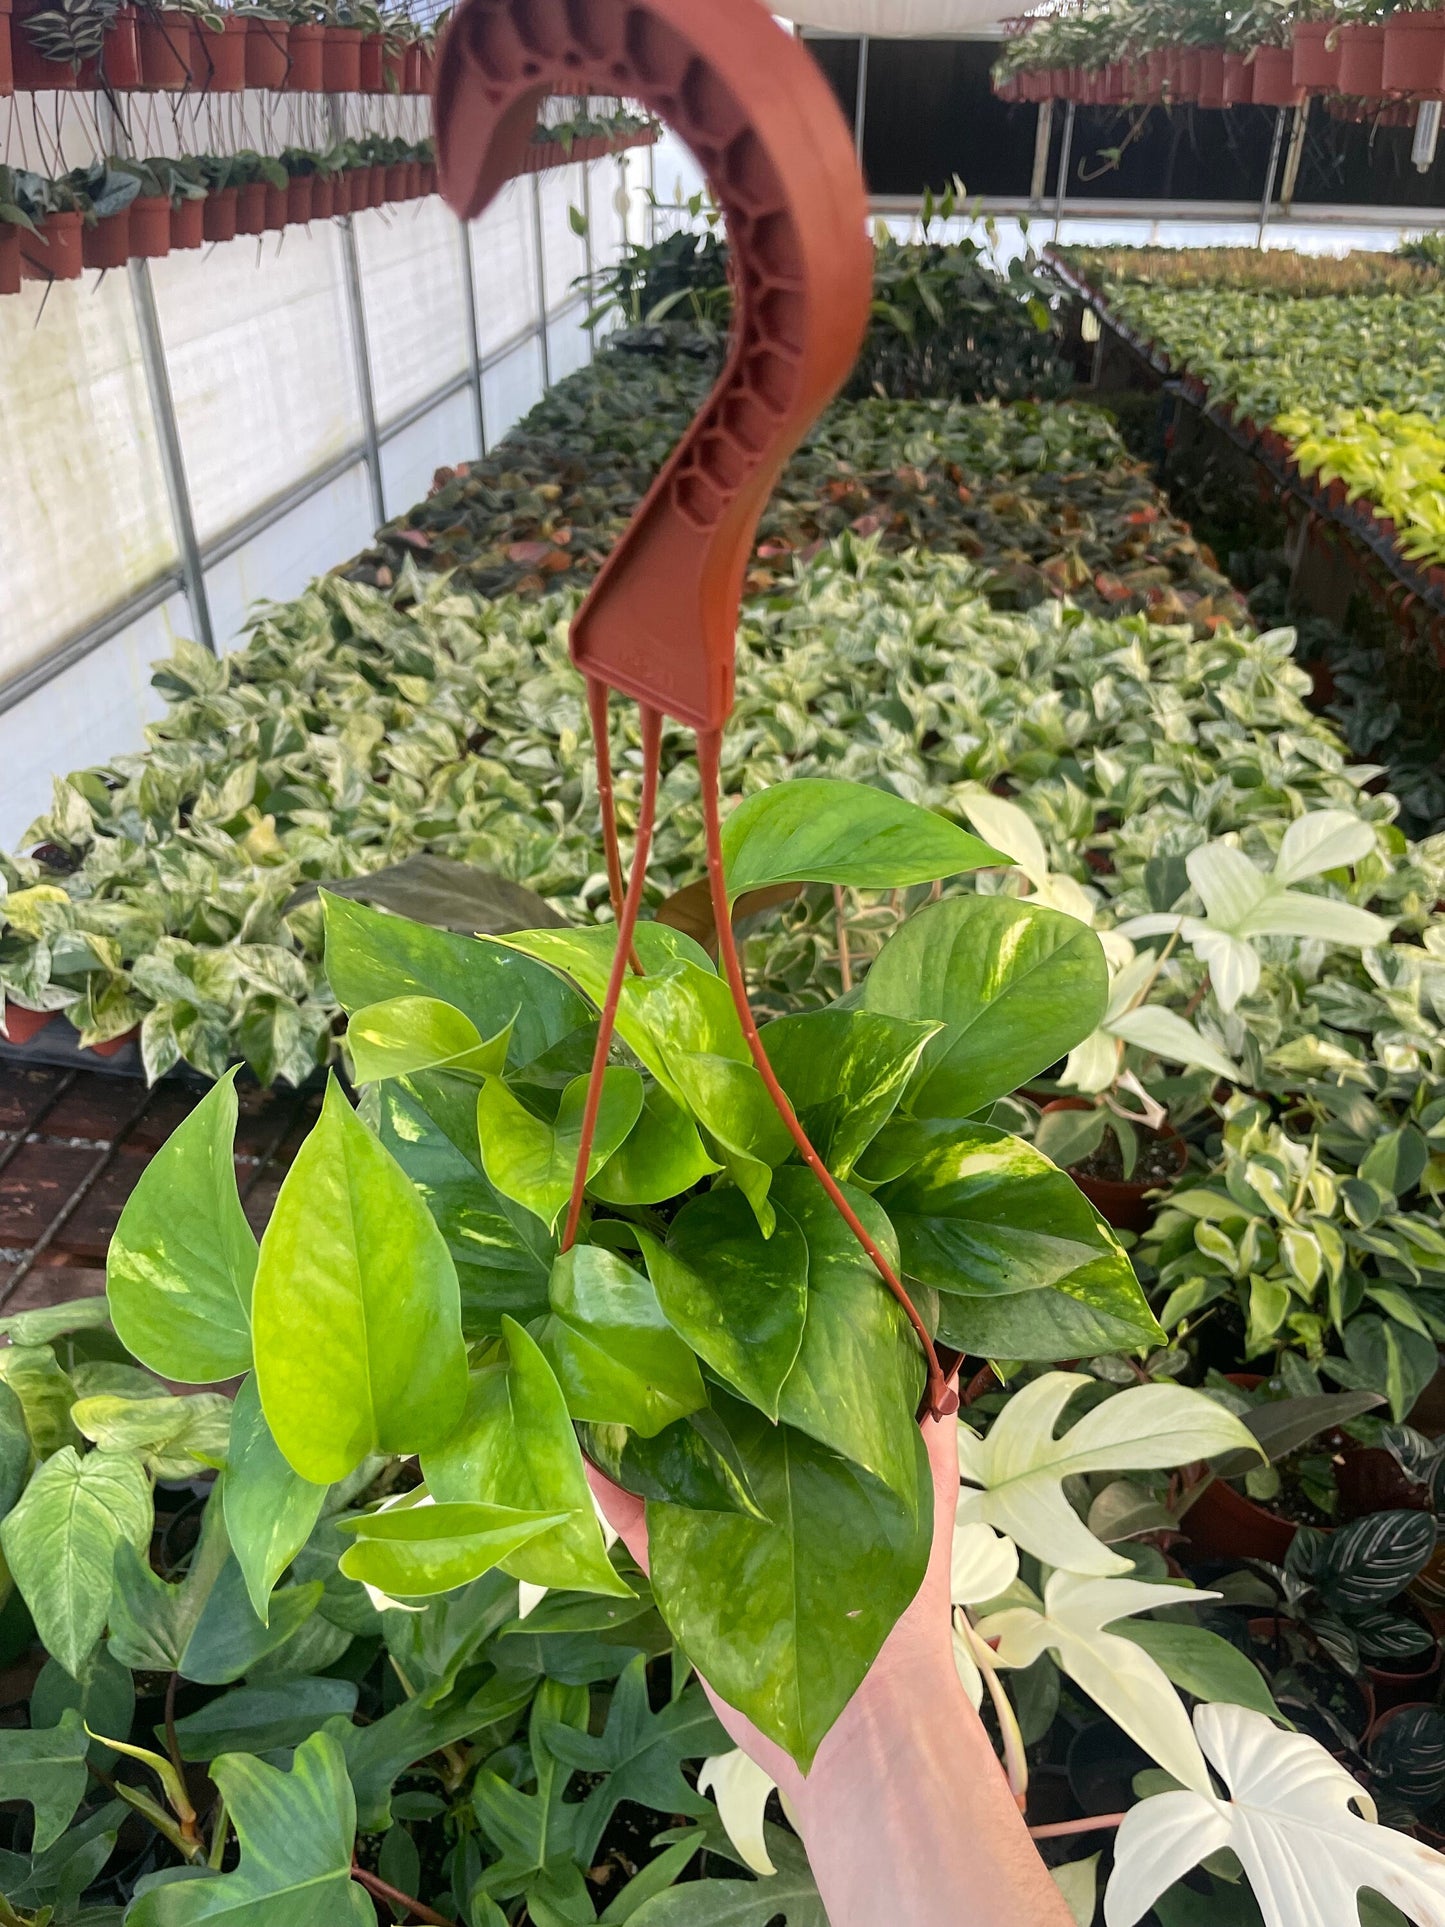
[[435, 0, 872, 729]]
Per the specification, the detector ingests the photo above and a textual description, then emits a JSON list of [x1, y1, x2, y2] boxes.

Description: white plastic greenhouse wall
[[0, 127, 650, 849]]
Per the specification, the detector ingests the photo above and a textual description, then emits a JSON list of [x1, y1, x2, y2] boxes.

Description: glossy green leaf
[[327, 1681, 529, 1831], [589, 1085, 722, 1204], [770, 1169, 926, 1506], [324, 891, 587, 1071], [862, 895, 1108, 1118], [540, 1655, 724, 1862], [108, 1498, 230, 1673], [880, 1124, 1161, 1358], [720, 779, 1002, 897], [423, 1317, 631, 1598], [626, 1829, 825, 1926], [253, 1075, 467, 1484], [759, 1008, 940, 1178], [0, 1708, 90, 1851], [640, 1192, 809, 1420], [504, 925, 790, 1231], [337, 1501, 566, 1597], [30, 1641, 135, 1772], [70, 1391, 232, 1481], [0, 1447, 151, 1676], [126, 1728, 372, 1926], [0, 1380, 32, 1521], [1115, 1619, 1288, 1727], [0, 1343, 76, 1459], [375, 1082, 554, 1336], [106, 1067, 256, 1383], [648, 1394, 931, 1768], [222, 1375, 327, 1624], [345, 995, 512, 1083], [582, 1413, 766, 1519], [174, 1678, 360, 1761], [540, 1246, 707, 1437], [477, 1068, 644, 1231], [179, 1561, 325, 1686]]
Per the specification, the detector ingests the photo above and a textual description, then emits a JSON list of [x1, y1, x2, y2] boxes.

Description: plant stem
[[115, 1780, 206, 1864], [1028, 1813, 1126, 1840], [833, 884, 853, 991], [164, 1672, 185, 1788], [955, 1610, 1029, 1809], [350, 1862, 459, 1925]]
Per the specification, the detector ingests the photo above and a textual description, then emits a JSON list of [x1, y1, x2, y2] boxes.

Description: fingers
[[584, 1460, 650, 1575]]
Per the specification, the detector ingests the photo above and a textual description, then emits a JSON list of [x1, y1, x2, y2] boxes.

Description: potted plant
[[228, 149, 287, 233], [318, 0, 359, 86], [233, 0, 287, 83], [65, 159, 141, 270], [129, 152, 206, 248], [0, 162, 38, 294], [1382, 1, 1445, 94], [11, 168, 83, 281], [1337, 14, 1388, 94], [135, 0, 193, 86], [279, 144, 316, 223], [198, 151, 240, 241], [12, 0, 124, 86], [189, 0, 246, 89], [283, 0, 323, 88]]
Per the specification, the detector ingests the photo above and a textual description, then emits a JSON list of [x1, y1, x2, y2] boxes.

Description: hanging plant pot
[[420, 159, 436, 195], [1195, 44, 1227, 105], [359, 30, 382, 89], [202, 183, 237, 241], [1, 1003, 53, 1043], [380, 41, 404, 90], [283, 18, 322, 90], [1337, 21, 1386, 97], [384, 162, 408, 202], [405, 158, 422, 198], [20, 208, 82, 281], [11, 1, 78, 86], [321, 22, 360, 89], [286, 174, 313, 224], [1175, 48, 1201, 101], [90, 5, 140, 85], [0, 0, 11, 97], [0, 222, 19, 295], [1382, 9, 1445, 94], [1221, 49, 1253, 104], [262, 180, 287, 230], [82, 207, 132, 270], [418, 42, 435, 90], [235, 180, 268, 234], [129, 193, 170, 257], [243, 15, 287, 86], [1251, 45, 1304, 106], [349, 163, 374, 208], [316, 172, 340, 216], [403, 39, 423, 91], [193, 13, 245, 91], [1291, 20, 1340, 91], [170, 193, 204, 249], [137, 9, 193, 88]]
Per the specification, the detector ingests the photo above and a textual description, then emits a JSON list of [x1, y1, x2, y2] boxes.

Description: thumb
[[585, 1461, 649, 1575]]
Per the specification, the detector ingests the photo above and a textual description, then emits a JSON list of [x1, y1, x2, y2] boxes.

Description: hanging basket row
[[0, 159, 439, 294], [0, 4, 437, 97], [995, 10, 1445, 111], [521, 123, 659, 171]]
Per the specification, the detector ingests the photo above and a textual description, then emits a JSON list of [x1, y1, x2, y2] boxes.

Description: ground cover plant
[[1055, 244, 1445, 570]]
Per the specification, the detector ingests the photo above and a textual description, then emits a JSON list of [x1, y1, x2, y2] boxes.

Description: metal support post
[[329, 96, 385, 525], [1051, 100, 1076, 241], [127, 259, 215, 657], [1278, 100, 1309, 214], [581, 154, 596, 355], [853, 34, 869, 161], [1030, 99, 1054, 206], [458, 217, 488, 457], [1257, 105, 1288, 248], [531, 171, 552, 389]]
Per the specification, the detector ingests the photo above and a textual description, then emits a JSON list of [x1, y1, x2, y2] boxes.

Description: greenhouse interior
[[6, 0, 1445, 1920]]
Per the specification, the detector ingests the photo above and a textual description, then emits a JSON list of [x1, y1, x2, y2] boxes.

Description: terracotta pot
[[90, 4, 140, 85], [286, 174, 313, 224], [2, 1002, 52, 1043], [321, 22, 360, 89], [170, 193, 204, 249], [420, 159, 436, 195], [201, 183, 237, 242], [235, 179, 267, 235], [1176, 47, 1202, 100], [403, 38, 422, 90], [1040, 1096, 1187, 1233], [1196, 44, 1227, 105], [11, 0, 79, 86], [1186, 1463, 1299, 1561], [81, 207, 130, 271], [137, 10, 192, 88], [283, 18, 322, 90], [1337, 1441, 1433, 1521], [316, 172, 339, 216], [89, 1025, 137, 1059], [384, 162, 407, 201], [1292, 19, 1340, 91], [193, 12, 245, 90], [1222, 49, 1253, 104], [129, 193, 170, 257], [1251, 43, 1304, 105], [0, 0, 11, 96], [380, 41, 404, 91], [262, 180, 287, 230], [417, 43, 434, 90], [1143, 46, 1170, 98], [1337, 21, 1386, 96], [0, 220, 18, 296], [20, 208, 82, 281], [1383, 8, 1445, 95], [1367, 1632, 1442, 1716], [359, 30, 382, 88], [243, 15, 287, 87], [405, 158, 422, 198]]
